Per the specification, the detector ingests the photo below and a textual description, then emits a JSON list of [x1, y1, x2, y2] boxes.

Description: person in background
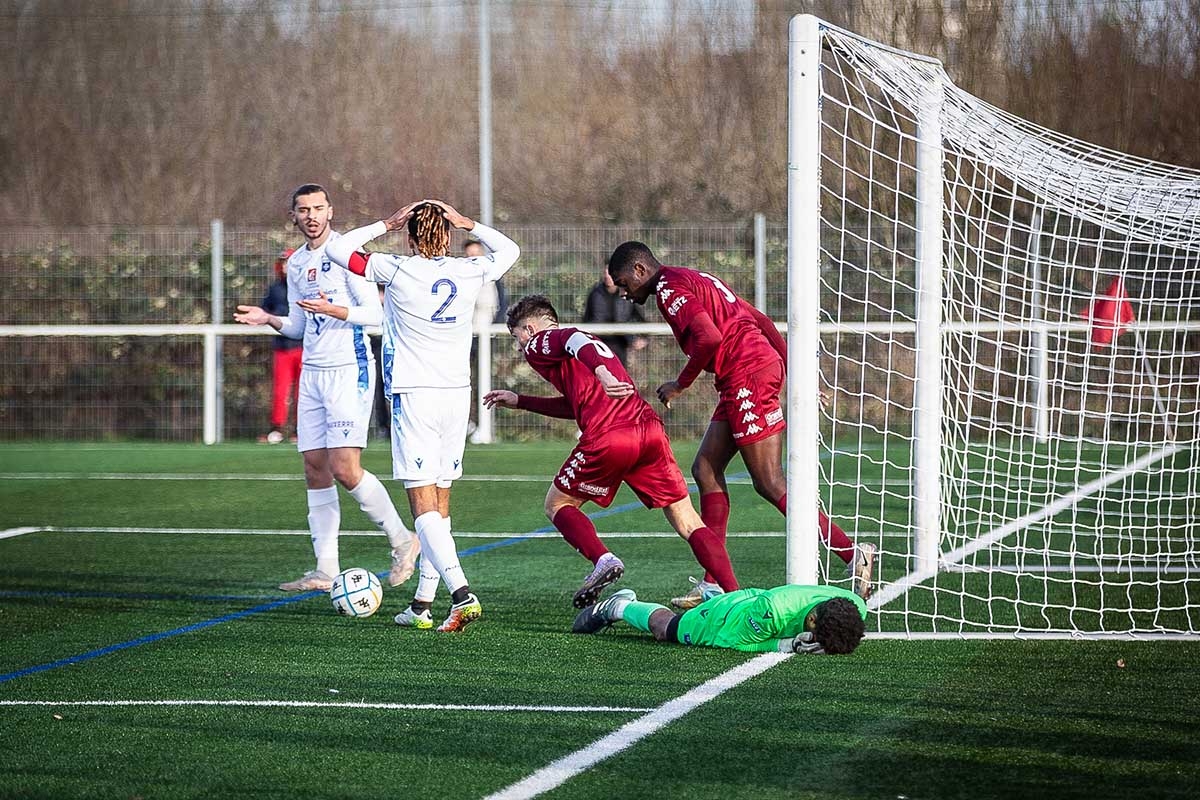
[[258, 248, 302, 444], [582, 267, 648, 367]]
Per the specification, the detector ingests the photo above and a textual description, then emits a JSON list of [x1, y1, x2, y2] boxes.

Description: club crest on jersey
[[321, 257, 332, 272]]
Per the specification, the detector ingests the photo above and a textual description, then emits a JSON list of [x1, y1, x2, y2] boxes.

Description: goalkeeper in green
[[573, 584, 867, 655]]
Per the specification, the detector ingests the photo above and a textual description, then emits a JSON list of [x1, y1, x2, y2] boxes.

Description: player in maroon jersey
[[483, 295, 739, 609], [607, 241, 876, 605]]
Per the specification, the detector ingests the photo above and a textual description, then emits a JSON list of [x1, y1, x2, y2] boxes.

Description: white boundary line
[[7, 526, 792, 539], [482, 653, 790, 800], [0, 699, 653, 713], [0, 527, 42, 541]]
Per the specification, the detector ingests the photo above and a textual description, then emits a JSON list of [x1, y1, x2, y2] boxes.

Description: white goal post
[[787, 15, 1200, 638]]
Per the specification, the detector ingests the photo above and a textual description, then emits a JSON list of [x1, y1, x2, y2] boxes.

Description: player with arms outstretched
[[234, 183, 415, 592], [574, 583, 867, 656], [484, 295, 739, 608], [607, 241, 876, 606], [326, 200, 519, 633]]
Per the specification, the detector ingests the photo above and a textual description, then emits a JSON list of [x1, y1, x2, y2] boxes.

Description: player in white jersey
[[235, 184, 416, 592], [326, 200, 520, 633]]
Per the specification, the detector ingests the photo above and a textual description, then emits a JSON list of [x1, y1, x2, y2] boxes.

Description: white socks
[[307, 486, 341, 577], [414, 511, 468, 595], [348, 470, 410, 549]]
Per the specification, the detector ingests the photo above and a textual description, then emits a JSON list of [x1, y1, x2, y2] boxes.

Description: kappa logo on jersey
[[557, 474, 571, 489], [666, 295, 688, 316], [564, 467, 577, 480], [746, 423, 763, 436], [742, 412, 759, 424], [655, 278, 668, 293], [735, 387, 752, 399], [738, 399, 754, 411], [766, 409, 784, 426], [657, 287, 675, 301], [307, 268, 318, 282]]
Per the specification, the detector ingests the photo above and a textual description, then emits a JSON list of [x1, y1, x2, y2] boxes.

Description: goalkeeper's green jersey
[[673, 585, 867, 653]]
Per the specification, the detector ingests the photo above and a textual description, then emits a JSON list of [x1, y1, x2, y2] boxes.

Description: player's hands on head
[[483, 389, 518, 409], [656, 380, 684, 409], [384, 200, 423, 232], [426, 200, 474, 231]]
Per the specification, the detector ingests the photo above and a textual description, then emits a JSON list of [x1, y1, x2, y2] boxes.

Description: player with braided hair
[[573, 583, 867, 656], [327, 199, 519, 633]]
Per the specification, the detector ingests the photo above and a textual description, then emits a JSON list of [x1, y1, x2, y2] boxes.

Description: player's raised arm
[[325, 220, 388, 276]]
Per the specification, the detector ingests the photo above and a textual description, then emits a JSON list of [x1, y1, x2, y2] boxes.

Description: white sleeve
[[325, 221, 387, 269], [343, 270, 383, 327], [469, 223, 520, 282], [277, 268, 307, 339]]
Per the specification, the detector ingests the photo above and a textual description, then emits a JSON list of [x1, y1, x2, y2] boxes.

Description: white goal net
[[787, 16, 1200, 638]]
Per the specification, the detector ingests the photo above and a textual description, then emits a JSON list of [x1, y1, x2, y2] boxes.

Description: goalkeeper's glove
[[791, 631, 825, 655]]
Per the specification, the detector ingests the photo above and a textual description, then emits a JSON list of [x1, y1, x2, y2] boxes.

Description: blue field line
[[0, 472, 750, 687], [0, 594, 318, 685], [0, 589, 272, 603]]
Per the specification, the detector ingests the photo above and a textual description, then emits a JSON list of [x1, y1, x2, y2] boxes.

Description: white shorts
[[390, 387, 470, 487], [296, 363, 375, 452]]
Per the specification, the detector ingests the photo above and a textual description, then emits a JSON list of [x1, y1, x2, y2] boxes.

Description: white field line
[[11, 527, 795, 539], [483, 653, 790, 800], [0, 527, 42, 541], [869, 443, 1183, 611], [0, 699, 652, 713], [0, 472, 551, 482]]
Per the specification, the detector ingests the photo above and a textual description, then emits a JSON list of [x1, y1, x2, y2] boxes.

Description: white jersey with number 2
[[327, 222, 519, 391]]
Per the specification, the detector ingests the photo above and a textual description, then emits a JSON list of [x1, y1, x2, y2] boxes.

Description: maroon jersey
[[653, 266, 784, 389], [520, 327, 657, 438]]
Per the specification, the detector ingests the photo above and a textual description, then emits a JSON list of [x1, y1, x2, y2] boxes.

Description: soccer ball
[[330, 567, 383, 618]]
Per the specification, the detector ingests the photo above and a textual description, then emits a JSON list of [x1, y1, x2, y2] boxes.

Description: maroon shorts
[[554, 419, 689, 509], [711, 359, 786, 446]]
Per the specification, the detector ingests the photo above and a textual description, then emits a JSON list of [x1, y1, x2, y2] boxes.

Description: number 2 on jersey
[[431, 278, 458, 324]]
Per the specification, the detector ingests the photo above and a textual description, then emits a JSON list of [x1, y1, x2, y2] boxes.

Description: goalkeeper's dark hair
[[607, 241, 660, 278], [813, 598, 865, 655], [506, 294, 558, 331], [408, 203, 451, 259], [291, 183, 330, 209]]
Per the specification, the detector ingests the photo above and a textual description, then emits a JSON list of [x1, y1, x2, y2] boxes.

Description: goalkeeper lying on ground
[[573, 584, 867, 655]]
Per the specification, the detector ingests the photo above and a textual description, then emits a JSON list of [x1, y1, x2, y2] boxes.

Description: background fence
[[0, 220, 788, 442]]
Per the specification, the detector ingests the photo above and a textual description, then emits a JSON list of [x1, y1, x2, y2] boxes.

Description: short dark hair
[[813, 598, 865, 655], [607, 241, 658, 277], [506, 294, 558, 331], [291, 183, 330, 208]]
